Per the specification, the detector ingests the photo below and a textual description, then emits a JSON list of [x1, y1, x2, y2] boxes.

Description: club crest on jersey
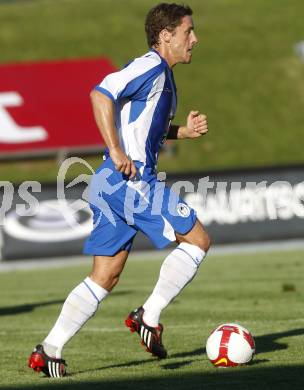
[[176, 203, 190, 218]]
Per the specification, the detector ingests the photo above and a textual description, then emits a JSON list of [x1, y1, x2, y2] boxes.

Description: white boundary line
[[1, 239, 304, 273], [2, 318, 304, 335]]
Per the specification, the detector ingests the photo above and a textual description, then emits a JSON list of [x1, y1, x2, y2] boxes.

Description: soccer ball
[[206, 323, 255, 367]]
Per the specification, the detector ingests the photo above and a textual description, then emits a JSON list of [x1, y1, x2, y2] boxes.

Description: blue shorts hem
[[83, 235, 135, 257], [174, 214, 197, 236]]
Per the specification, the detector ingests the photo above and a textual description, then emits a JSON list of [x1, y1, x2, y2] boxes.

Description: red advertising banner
[[0, 57, 117, 156]]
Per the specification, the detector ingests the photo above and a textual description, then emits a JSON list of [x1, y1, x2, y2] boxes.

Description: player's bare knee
[[180, 230, 211, 253]]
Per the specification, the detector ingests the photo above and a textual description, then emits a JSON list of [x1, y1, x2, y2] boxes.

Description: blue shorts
[[83, 157, 196, 256]]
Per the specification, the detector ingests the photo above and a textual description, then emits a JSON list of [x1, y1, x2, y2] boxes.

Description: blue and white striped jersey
[[95, 49, 177, 170]]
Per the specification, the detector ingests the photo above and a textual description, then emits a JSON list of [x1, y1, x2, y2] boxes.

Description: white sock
[[43, 277, 109, 358], [143, 243, 206, 327]]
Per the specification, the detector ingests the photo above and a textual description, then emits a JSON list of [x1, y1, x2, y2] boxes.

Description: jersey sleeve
[[95, 55, 164, 102]]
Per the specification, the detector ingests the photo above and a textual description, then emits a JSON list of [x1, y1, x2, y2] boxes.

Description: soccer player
[[28, 3, 211, 377]]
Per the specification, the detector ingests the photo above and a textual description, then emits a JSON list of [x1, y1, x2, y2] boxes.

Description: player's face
[[170, 16, 198, 65]]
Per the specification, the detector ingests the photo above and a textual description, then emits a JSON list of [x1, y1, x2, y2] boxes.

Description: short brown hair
[[145, 3, 193, 47]]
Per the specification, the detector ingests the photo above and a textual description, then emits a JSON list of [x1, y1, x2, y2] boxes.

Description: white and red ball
[[206, 323, 255, 367]]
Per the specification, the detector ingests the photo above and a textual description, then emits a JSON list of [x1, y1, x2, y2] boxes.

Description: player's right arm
[[90, 90, 137, 178], [92, 53, 163, 177]]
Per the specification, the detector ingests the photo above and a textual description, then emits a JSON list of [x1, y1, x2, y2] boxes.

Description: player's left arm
[[167, 111, 208, 139]]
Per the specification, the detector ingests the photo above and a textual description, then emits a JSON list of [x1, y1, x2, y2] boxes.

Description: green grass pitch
[[0, 249, 303, 390]]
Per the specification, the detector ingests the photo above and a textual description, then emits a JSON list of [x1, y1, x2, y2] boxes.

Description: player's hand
[[185, 111, 208, 138], [109, 146, 137, 179]]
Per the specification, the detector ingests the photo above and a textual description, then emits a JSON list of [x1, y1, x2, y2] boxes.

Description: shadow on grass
[[255, 328, 304, 354], [171, 328, 304, 359], [3, 366, 304, 390], [0, 291, 132, 316], [0, 300, 64, 316], [72, 328, 303, 377]]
